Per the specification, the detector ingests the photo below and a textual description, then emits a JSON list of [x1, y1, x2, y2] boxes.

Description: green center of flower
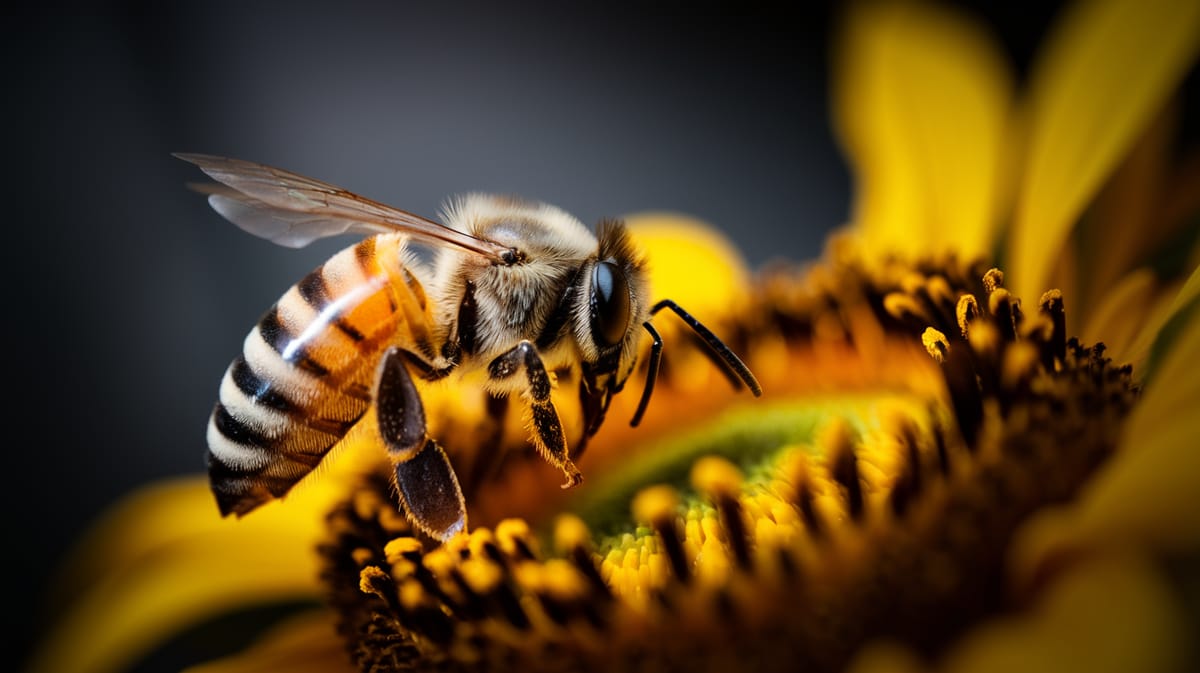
[[570, 397, 890, 539], [563, 395, 934, 602]]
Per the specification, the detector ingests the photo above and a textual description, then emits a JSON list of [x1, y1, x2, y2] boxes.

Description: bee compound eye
[[590, 261, 631, 347]]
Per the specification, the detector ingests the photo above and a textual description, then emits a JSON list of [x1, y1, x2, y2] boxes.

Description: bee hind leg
[[488, 340, 583, 489], [377, 347, 467, 541]]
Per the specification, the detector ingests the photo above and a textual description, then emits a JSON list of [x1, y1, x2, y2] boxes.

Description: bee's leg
[[376, 347, 466, 541], [488, 340, 583, 488]]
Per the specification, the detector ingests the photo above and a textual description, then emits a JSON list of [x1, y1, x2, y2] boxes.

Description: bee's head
[[570, 218, 761, 434], [571, 219, 649, 398]]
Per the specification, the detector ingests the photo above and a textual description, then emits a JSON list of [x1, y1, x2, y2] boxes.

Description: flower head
[[26, 0, 1200, 672]]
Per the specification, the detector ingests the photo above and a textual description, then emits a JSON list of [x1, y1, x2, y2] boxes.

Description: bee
[[178, 154, 761, 541]]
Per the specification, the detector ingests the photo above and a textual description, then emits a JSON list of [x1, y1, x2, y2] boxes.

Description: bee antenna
[[649, 299, 763, 397], [630, 322, 663, 427]]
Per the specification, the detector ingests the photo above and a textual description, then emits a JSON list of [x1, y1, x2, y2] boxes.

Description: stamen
[[1001, 341, 1041, 391], [821, 419, 864, 521], [532, 559, 592, 626], [467, 529, 505, 567], [956, 294, 979, 338], [982, 267, 1004, 294], [782, 452, 823, 538], [925, 275, 957, 311], [941, 344, 984, 448], [885, 410, 923, 496], [553, 514, 611, 597], [691, 456, 752, 569], [1021, 314, 1057, 371], [552, 513, 591, 554], [359, 565, 401, 614], [1039, 289, 1067, 366], [967, 320, 1000, 358], [922, 327, 950, 363], [884, 292, 933, 327], [987, 288, 1018, 341], [924, 275, 961, 333], [393, 577, 456, 646], [632, 485, 691, 584], [495, 519, 538, 561]]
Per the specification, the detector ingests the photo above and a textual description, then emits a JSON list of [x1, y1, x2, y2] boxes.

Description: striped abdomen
[[207, 234, 430, 516]]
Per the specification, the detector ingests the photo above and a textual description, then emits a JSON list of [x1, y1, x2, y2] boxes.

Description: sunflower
[[25, 0, 1200, 672]]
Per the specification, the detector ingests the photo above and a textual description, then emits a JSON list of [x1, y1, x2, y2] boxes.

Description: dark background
[[7, 1, 1072, 669]]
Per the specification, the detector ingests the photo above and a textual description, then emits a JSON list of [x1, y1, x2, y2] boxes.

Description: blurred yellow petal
[[46, 477, 219, 605], [846, 640, 927, 673], [623, 212, 756, 397], [1169, 262, 1200, 327], [48, 435, 374, 609], [1010, 0, 1200, 302], [1012, 304, 1200, 586], [1123, 263, 1197, 374], [1078, 267, 1157, 364], [833, 0, 1013, 261], [29, 508, 332, 673], [1077, 104, 1177, 315], [1128, 278, 1199, 431], [49, 479, 328, 601], [183, 610, 351, 673], [624, 212, 751, 318], [943, 554, 1189, 673], [27, 512, 325, 673], [28, 436, 383, 673]]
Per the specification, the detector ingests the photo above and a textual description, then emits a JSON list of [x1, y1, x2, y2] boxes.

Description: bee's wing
[[185, 181, 390, 249], [176, 153, 513, 262]]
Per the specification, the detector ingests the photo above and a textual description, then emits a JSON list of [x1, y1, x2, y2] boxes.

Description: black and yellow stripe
[[207, 234, 425, 516]]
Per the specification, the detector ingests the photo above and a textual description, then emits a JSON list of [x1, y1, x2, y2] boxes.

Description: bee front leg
[[488, 340, 583, 489], [376, 347, 467, 541]]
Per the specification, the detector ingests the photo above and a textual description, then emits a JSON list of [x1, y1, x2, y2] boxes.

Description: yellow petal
[[1075, 103, 1177, 316], [1120, 265, 1195, 376], [832, 0, 1013, 261], [1078, 267, 1157, 364], [847, 640, 927, 673], [943, 554, 1190, 673], [183, 610, 352, 673], [44, 477, 218, 607], [47, 440, 371, 609], [1009, 0, 1200, 303], [1124, 286, 1199, 434], [1012, 304, 1200, 584], [29, 436, 380, 673], [623, 212, 751, 319], [27, 497, 331, 673]]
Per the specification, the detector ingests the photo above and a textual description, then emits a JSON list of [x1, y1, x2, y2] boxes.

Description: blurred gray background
[[8, 0, 1080, 669]]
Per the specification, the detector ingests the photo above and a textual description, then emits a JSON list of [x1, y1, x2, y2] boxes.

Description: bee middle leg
[[376, 346, 467, 541], [488, 340, 583, 488]]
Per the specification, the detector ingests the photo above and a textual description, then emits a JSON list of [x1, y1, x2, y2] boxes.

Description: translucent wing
[[175, 153, 514, 262]]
